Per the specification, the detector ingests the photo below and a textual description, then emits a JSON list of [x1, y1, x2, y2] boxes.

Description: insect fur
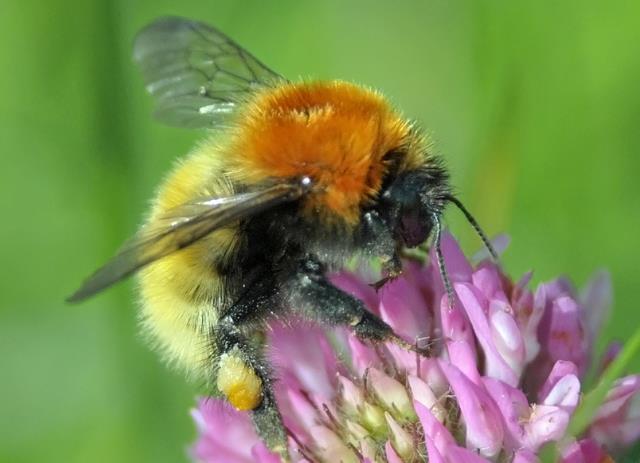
[[68, 16, 497, 459]]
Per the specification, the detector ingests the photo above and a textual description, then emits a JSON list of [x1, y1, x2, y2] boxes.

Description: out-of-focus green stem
[[569, 326, 640, 437]]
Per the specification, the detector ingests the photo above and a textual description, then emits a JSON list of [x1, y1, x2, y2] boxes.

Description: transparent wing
[[67, 183, 303, 302], [133, 16, 284, 128]]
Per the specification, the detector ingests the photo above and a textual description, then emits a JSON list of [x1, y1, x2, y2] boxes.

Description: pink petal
[[560, 438, 608, 463], [421, 358, 450, 397], [385, 340, 433, 375], [309, 390, 339, 421], [515, 271, 534, 294], [533, 278, 576, 366], [192, 443, 252, 463], [613, 414, 640, 447], [511, 274, 542, 364], [384, 440, 404, 463], [385, 412, 415, 461], [489, 299, 525, 379], [590, 375, 640, 449], [472, 233, 510, 262], [379, 273, 431, 341], [472, 265, 508, 303], [441, 363, 505, 458], [537, 278, 575, 304], [545, 296, 589, 374], [268, 321, 339, 399], [277, 384, 318, 444], [425, 436, 447, 463], [530, 283, 590, 392], [433, 232, 474, 282], [595, 375, 640, 419], [338, 375, 364, 417], [427, 232, 473, 308], [408, 375, 446, 422], [541, 374, 581, 414], [330, 271, 380, 313], [455, 283, 518, 386], [580, 270, 612, 342], [482, 377, 528, 451], [440, 289, 480, 384], [251, 442, 281, 463], [191, 399, 258, 463], [358, 437, 379, 462], [533, 281, 571, 350], [445, 339, 481, 385], [445, 445, 493, 463], [523, 404, 570, 451], [347, 336, 384, 375], [414, 401, 456, 456], [538, 360, 579, 402], [310, 425, 359, 463], [512, 449, 540, 463]]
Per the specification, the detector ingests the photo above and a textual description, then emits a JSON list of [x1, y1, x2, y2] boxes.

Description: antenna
[[432, 213, 455, 309], [444, 194, 498, 262]]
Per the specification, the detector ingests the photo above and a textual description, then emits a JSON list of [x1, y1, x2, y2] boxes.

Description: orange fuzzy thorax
[[227, 81, 415, 224]]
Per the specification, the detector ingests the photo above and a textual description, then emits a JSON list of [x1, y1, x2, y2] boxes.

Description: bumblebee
[[69, 17, 496, 458]]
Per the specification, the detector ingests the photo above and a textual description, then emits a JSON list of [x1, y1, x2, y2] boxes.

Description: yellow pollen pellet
[[216, 352, 263, 411]]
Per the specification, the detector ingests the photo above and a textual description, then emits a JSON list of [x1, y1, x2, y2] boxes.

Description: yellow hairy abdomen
[[137, 141, 239, 380]]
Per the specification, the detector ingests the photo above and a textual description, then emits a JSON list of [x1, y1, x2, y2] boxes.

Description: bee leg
[[285, 257, 429, 356], [359, 210, 406, 290], [214, 316, 289, 460], [370, 252, 404, 291]]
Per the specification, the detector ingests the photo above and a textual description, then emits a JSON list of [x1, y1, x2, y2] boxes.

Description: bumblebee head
[[379, 167, 450, 248], [356, 163, 498, 307]]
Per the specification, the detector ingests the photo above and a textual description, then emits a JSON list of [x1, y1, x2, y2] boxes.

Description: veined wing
[[67, 183, 303, 302], [133, 16, 284, 128]]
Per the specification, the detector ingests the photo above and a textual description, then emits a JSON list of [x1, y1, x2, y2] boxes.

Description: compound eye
[[399, 211, 432, 247]]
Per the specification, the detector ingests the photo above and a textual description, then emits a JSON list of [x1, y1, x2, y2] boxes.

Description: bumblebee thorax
[[227, 81, 415, 224]]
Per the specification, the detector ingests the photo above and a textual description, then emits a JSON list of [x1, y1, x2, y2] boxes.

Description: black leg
[[282, 256, 425, 354], [358, 210, 396, 259], [213, 278, 289, 460], [370, 251, 403, 291], [358, 210, 403, 290]]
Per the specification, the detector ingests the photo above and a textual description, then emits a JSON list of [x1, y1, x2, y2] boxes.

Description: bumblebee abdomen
[[138, 229, 238, 378], [137, 145, 241, 379]]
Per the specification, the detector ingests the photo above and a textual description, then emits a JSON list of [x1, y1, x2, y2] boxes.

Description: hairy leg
[[212, 275, 288, 459], [283, 255, 424, 354], [214, 316, 288, 458], [359, 210, 404, 290]]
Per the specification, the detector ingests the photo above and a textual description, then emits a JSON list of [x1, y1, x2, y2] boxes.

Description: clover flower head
[[192, 234, 639, 462]]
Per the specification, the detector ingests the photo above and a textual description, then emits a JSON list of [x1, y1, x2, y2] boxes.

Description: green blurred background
[[2, 1, 639, 462]]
